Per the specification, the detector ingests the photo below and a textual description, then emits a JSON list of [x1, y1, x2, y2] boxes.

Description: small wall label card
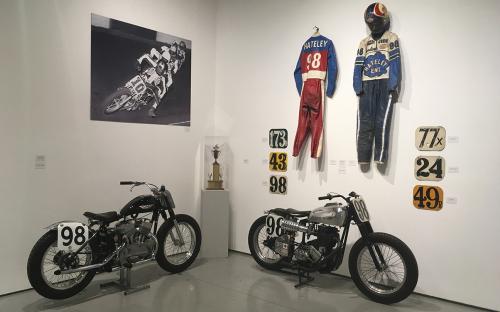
[[415, 126, 446, 151], [269, 175, 287, 195], [269, 152, 288, 172], [415, 156, 445, 181], [413, 185, 443, 211], [269, 129, 288, 148]]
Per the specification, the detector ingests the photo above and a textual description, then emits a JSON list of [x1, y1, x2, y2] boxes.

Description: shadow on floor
[[22, 258, 208, 312]]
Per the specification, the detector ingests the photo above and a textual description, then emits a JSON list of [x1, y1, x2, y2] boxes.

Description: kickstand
[[100, 266, 150, 295], [294, 268, 314, 288]]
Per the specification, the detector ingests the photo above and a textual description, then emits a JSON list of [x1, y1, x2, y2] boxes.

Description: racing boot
[[148, 107, 158, 117]]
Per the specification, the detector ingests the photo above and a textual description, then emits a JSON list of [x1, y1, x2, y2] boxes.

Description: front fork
[[160, 209, 185, 247], [357, 222, 387, 271]]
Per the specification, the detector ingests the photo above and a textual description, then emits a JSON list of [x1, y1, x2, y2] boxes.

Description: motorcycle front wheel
[[348, 232, 418, 304], [103, 88, 132, 114], [248, 216, 281, 270], [27, 230, 96, 299], [156, 214, 202, 273]]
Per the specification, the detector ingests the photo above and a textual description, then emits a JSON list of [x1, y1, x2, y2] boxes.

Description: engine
[[114, 219, 157, 266], [273, 219, 340, 264]]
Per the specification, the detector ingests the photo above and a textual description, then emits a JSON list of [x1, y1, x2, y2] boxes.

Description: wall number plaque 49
[[415, 126, 446, 151], [269, 129, 288, 148], [413, 185, 443, 211], [415, 156, 445, 181], [269, 175, 287, 195], [269, 152, 288, 172]]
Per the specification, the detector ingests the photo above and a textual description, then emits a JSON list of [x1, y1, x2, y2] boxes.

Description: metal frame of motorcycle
[[53, 181, 188, 294], [270, 192, 389, 288]]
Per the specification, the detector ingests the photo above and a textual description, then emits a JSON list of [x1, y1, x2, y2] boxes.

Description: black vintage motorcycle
[[248, 191, 418, 304], [27, 181, 201, 299]]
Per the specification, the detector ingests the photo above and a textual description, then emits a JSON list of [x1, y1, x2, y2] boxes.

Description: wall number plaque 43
[[415, 126, 446, 151], [415, 156, 445, 181], [269, 129, 288, 148], [269, 152, 288, 172], [413, 185, 443, 211], [269, 175, 287, 195]]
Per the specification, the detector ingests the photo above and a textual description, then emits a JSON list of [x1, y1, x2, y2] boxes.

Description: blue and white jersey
[[353, 31, 401, 94]]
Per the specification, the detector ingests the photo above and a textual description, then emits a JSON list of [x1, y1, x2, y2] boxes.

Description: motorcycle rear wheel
[[103, 88, 132, 114], [348, 232, 418, 304], [248, 216, 281, 270], [27, 230, 96, 299]]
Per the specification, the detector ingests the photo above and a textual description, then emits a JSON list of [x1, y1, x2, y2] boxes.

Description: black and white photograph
[[91, 13, 191, 126]]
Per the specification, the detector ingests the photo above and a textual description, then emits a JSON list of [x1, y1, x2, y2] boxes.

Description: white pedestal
[[200, 190, 229, 258]]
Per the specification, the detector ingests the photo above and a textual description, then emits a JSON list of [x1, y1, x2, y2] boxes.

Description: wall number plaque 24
[[269, 129, 288, 148], [269, 152, 288, 172], [415, 156, 445, 181], [413, 185, 443, 211], [415, 126, 446, 151]]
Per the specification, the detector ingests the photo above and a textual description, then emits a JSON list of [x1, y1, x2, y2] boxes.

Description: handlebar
[[120, 181, 135, 185], [120, 181, 160, 194], [318, 191, 360, 202]]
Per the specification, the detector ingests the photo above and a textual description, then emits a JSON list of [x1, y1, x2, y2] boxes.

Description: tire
[[349, 232, 418, 304], [248, 216, 281, 270], [156, 214, 201, 273], [103, 88, 132, 114], [27, 230, 96, 299]]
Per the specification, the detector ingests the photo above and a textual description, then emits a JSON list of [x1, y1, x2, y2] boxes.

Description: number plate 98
[[265, 214, 284, 237], [57, 223, 89, 251]]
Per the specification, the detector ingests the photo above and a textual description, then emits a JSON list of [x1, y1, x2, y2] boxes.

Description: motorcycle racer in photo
[[143, 60, 167, 117]]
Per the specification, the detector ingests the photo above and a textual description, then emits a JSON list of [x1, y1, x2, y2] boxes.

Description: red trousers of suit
[[293, 79, 324, 158]]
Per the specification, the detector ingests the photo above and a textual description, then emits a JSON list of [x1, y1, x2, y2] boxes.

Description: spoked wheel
[[156, 214, 201, 273], [103, 88, 132, 114], [349, 232, 418, 304], [27, 230, 96, 299], [248, 216, 281, 270]]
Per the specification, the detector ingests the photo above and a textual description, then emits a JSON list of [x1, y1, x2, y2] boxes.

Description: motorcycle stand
[[100, 266, 150, 295], [294, 269, 314, 288]]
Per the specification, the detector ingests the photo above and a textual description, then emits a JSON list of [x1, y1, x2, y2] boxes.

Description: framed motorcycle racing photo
[[91, 13, 191, 126]]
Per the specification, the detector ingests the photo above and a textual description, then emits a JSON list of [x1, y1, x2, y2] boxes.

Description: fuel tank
[[308, 202, 347, 226], [120, 195, 159, 217]]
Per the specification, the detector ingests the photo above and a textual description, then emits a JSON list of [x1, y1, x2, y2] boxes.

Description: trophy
[[207, 145, 224, 190]]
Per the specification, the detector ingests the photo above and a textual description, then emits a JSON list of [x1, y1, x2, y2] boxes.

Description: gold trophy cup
[[207, 145, 224, 190]]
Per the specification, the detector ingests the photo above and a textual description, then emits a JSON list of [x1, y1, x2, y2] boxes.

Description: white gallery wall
[[0, 0, 216, 295], [214, 0, 500, 310]]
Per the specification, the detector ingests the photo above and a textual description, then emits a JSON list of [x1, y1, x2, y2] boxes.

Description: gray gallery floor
[[0, 251, 484, 312]]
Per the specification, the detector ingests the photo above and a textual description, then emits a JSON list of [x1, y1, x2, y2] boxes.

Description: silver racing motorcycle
[[27, 181, 201, 299], [248, 191, 418, 304]]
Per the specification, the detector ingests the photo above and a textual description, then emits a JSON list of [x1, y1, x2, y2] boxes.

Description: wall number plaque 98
[[413, 185, 443, 211], [269, 152, 287, 172], [415, 156, 445, 181], [269, 175, 287, 195], [415, 126, 446, 151], [269, 129, 288, 148]]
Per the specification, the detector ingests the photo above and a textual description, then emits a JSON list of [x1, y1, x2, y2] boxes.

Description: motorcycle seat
[[83, 211, 120, 223], [271, 208, 311, 217]]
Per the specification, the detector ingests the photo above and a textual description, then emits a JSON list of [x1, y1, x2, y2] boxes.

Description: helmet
[[179, 41, 186, 50], [364, 3, 390, 35]]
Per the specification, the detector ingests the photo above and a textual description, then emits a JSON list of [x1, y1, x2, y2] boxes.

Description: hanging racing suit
[[293, 35, 337, 158], [353, 31, 401, 164]]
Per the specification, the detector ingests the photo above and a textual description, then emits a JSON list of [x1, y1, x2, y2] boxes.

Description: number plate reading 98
[[57, 223, 89, 251], [352, 197, 370, 223], [266, 214, 284, 237]]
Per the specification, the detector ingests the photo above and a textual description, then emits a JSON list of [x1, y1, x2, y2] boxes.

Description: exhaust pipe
[[55, 243, 127, 275], [56, 233, 159, 275]]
